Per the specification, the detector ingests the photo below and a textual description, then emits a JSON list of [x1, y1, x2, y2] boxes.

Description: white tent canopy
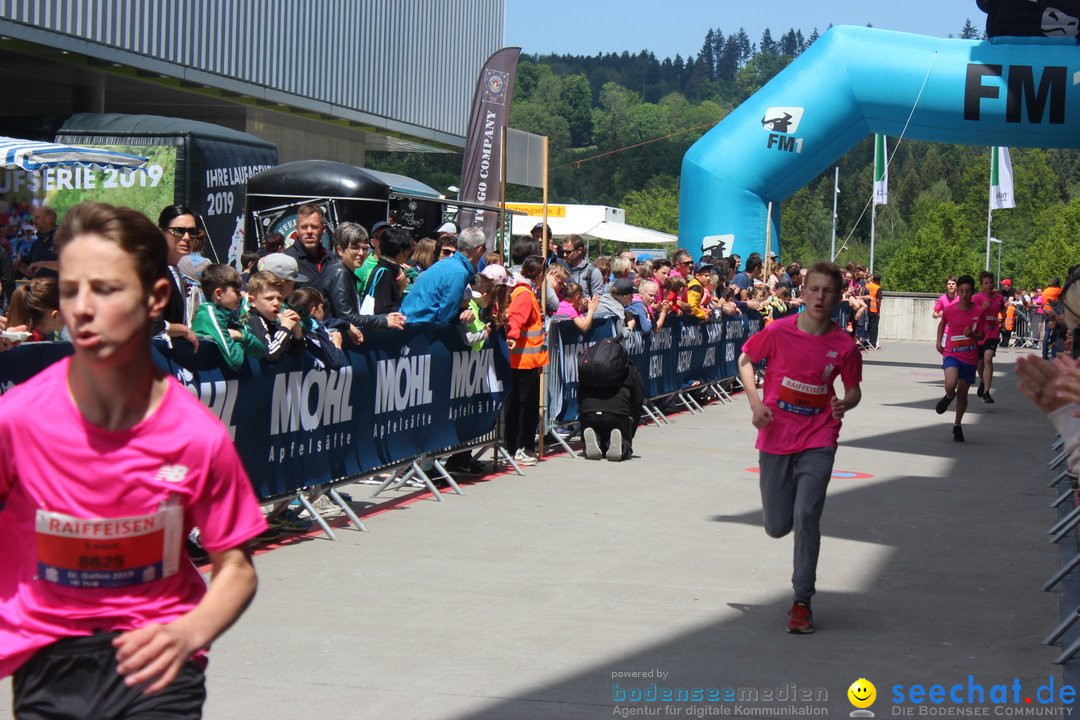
[[580, 220, 675, 245], [0, 136, 148, 171], [507, 202, 675, 244]]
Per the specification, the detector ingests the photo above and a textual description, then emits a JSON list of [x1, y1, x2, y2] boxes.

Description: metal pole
[[830, 166, 839, 261], [870, 202, 876, 274], [986, 148, 993, 272], [538, 135, 549, 460], [988, 237, 1002, 284], [764, 202, 773, 279]]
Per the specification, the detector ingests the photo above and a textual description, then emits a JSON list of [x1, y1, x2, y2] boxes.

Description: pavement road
[[0, 340, 1065, 719]]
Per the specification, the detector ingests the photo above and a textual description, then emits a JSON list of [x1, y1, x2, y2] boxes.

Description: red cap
[[1001, 278, 1012, 286]]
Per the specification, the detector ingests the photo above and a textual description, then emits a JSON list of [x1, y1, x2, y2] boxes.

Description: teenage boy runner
[[0, 202, 266, 718], [972, 270, 1005, 404], [737, 261, 863, 634], [935, 274, 985, 442]]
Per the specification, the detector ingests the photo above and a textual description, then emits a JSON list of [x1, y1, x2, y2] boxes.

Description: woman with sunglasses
[[154, 205, 202, 348]]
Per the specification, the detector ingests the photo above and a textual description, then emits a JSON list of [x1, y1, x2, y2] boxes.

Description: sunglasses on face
[[165, 226, 205, 239], [440, 248, 454, 256]]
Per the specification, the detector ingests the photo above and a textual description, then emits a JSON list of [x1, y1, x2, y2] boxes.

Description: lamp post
[[989, 237, 1002, 284], [830, 167, 839, 261]]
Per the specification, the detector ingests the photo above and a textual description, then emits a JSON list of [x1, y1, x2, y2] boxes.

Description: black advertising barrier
[[548, 311, 767, 425], [0, 325, 511, 502]]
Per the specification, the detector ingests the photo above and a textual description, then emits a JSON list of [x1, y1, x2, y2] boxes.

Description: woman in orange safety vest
[[505, 255, 548, 466]]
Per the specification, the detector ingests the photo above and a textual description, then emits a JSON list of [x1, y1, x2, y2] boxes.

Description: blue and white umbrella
[[0, 136, 147, 171]]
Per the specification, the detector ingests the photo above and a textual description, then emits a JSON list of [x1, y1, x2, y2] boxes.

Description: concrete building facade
[[0, 0, 506, 162]]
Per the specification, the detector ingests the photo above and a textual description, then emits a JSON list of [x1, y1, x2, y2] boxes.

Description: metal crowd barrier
[[1039, 433, 1080, 664], [1011, 308, 1042, 350]]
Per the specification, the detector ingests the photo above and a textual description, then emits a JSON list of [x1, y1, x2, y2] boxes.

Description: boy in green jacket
[[192, 263, 265, 370]]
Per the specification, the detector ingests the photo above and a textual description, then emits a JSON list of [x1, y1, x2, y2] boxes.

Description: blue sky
[[505, 0, 978, 59]]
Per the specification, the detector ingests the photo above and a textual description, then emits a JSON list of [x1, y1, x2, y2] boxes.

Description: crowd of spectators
[[9, 199, 1072, 471]]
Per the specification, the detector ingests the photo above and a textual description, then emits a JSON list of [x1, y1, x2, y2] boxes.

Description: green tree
[[883, 201, 980, 292], [559, 74, 593, 146], [1019, 197, 1080, 289], [621, 177, 679, 234]]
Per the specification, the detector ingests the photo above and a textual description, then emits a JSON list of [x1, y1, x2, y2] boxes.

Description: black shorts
[[13, 632, 207, 719], [977, 338, 1000, 356]]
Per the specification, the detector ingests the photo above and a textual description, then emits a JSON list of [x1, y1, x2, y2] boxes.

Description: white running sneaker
[[606, 429, 624, 462], [514, 449, 538, 466], [582, 427, 602, 460]]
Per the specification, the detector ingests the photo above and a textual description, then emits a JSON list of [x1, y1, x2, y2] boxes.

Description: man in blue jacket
[[400, 227, 486, 323]]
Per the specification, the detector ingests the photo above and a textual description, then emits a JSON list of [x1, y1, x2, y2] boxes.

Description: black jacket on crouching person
[[579, 362, 644, 460], [319, 256, 391, 331]]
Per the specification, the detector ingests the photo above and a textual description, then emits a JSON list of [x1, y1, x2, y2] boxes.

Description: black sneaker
[[976, 383, 984, 398], [935, 394, 955, 415], [983, 391, 994, 404], [953, 425, 965, 442]]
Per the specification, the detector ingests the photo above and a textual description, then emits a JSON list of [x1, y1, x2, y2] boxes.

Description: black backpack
[[579, 338, 629, 390]]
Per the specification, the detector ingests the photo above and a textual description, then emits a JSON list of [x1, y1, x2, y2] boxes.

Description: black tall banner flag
[[458, 47, 521, 245]]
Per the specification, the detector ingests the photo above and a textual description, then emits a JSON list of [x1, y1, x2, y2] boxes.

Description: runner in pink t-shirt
[[935, 274, 986, 442], [738, 261, 863, 636], [972, 270, 1006, 404], [932, 276, 959, 319], [0, 202, 266, 718]]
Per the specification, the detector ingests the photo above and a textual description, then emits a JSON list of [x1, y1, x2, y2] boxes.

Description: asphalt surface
[[1, 340, 1067, 719]]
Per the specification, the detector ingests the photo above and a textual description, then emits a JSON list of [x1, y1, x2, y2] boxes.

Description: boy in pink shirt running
[[935, 274, 986, 442], [972, 270, 1005, 404], [738, 261, 863, 635], [0, 202, 266, 718]]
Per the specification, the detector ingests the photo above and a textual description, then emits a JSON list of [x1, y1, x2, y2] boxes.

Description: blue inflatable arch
[[679, 25, 1080, 259]]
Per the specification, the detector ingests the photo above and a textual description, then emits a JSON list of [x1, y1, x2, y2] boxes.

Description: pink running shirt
[[972, 291, 1005, 340], [933, 293, 959, 315], [940, 302, 986, 365], [554, 299, 581, 319], [0, 358, 267, 677], [741, 314, 863, 455]]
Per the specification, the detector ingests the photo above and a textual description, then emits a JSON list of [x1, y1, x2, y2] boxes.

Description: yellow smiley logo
[[848, 678, 877, 709]]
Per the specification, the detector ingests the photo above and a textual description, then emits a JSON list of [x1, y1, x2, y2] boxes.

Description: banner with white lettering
[[457, 47, 521, 245], [0, 327, 510, 502], [548, 313, 764, 426]]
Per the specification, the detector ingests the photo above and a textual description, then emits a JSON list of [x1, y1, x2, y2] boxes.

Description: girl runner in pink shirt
[[935, 274, 986, 442], [738, 261, 863, 636], [0, 202, 266, 718]]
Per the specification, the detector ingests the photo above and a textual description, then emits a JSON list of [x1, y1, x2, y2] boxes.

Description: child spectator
[[365, 227, 412, 314], [506, 256, 549, 466], [545, 262, 570, 315], [240, 250, 260, 287], [480, 263, 512, 329], [686, 264, 715, 320], [7, 277, 62, 341], [554, 281, 601, 332], [463, 274, 495, 351], [594, 256, 613, 293], [663, 275, 687, 315], [245, 271, 305, 363], [411, 237, 437, 271], [192, 263, 266, 370], [288, 287, 348, 369]]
